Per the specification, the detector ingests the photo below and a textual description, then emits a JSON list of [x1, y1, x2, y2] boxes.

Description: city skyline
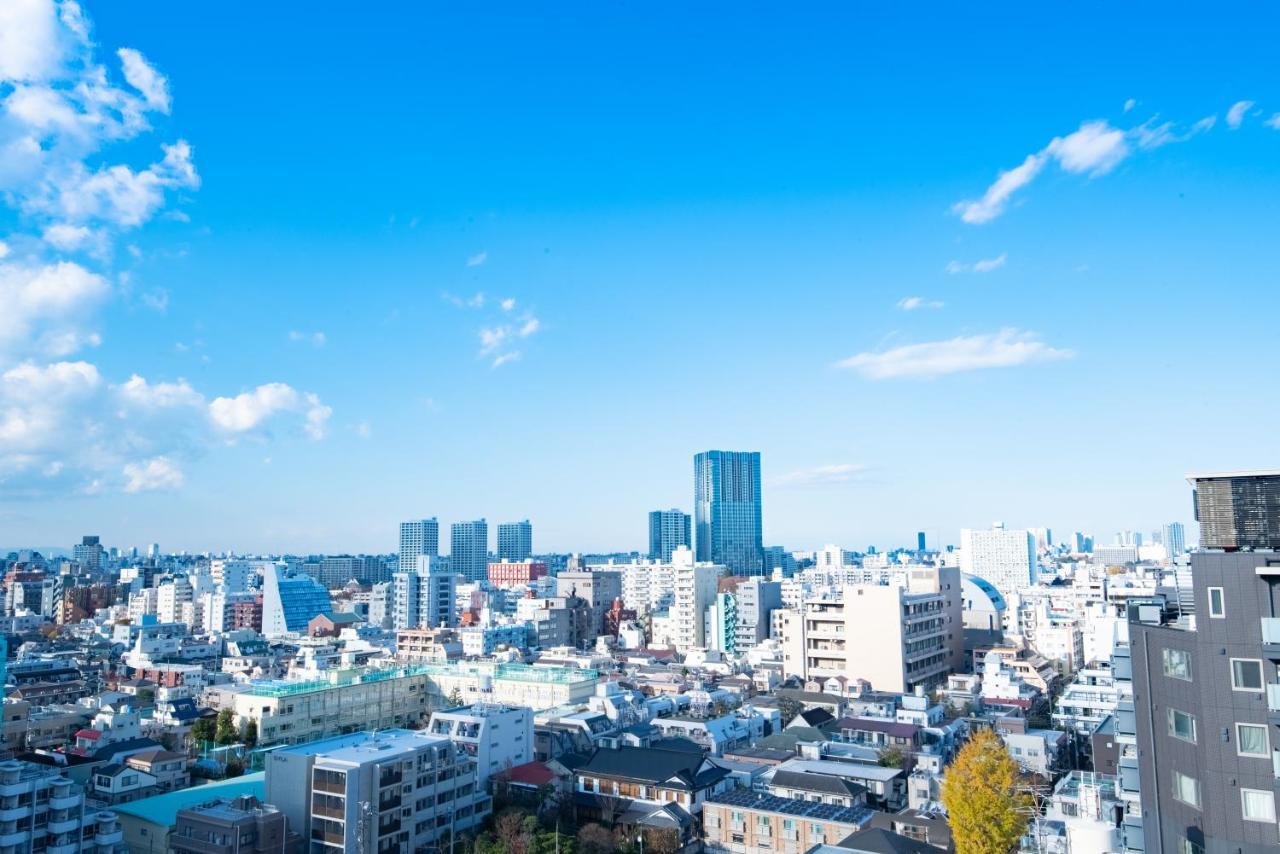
[[1, 2, 1275, 554]]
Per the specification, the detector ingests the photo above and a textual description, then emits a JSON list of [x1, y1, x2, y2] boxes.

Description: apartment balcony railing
[[1262, 618, 1280, 659]]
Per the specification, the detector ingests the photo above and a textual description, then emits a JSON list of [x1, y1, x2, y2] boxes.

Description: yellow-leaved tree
[[940, 728, 1034, 854]]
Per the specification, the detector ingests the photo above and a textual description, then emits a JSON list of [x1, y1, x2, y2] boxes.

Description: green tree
[[214, 709, 238, 745], [243, 720, 258, 749], [191, 717, 215, 744], [877, 745, 906, 768], [941, 729, 1033, 854], [776, 695, 803, 727]]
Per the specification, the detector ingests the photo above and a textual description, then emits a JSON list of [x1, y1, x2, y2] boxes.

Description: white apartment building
[[1052, 661, 1122, 735], [670, 547, 722, 652], [392, 560, 458, 630], [427, 704, 532, 784], [0, 760, 125, 853], [779, 566, 964, 694], [265, 729, 489, 854], [959, 523, 1036, 595]]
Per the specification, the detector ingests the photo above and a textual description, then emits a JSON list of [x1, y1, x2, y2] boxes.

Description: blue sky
[[1, 1, 1278, 554]]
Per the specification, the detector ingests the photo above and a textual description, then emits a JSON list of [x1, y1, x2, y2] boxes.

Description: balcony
[[48, 794, 78, 811], [1268, 684, 1280, 726], [47, 815, 79, 835], [1273, 749, 1280, 780], [1115, 700, 1137, 738], [1118, 756, 1141, 796], [1263, 618, 1280, 659]]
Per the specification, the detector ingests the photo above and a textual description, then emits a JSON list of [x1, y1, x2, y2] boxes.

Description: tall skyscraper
[[1130, 470, 1280, 852], [916, 531, 927, 552], [1162, 521, 1186, 559], [648, 509, 692, 561], [959, 523, 1036, 595], [694, 450, 763, 576], [496, 520, 533, 562], [399, 518, 440, 571], [72, 535, 103, 570], [450, 519, 489, 582], [1190, 468, 1280, 550]]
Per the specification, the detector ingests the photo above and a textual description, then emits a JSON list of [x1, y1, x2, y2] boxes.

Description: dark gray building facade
[[1131, 546, 1280, 852]]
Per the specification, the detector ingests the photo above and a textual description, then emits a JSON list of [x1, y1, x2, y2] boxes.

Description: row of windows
[[1161, 648, 1269, 691], [1167, 709, 1270, 755], [1172, 770, 1276, 822]]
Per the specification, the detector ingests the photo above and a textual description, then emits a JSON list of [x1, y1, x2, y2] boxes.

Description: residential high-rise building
[[694, 450, 763, 576], [778, 565, 964, 694], [73, 535, 104, 570], [1189, 468, 1280, 550], [959, 523, 1036, 595], [399, 518, 440, 572], [264, 729, 490, 854], [669, 546, 721, 652], [1129, 470, 1280, 853], [916, 531, 927, 552], [648, 509, 692, 562], [1162, 522, 1186, 559], [450, 520, 489, 582], [731, 578, 782, 650], [392, 557, 458, 629], [496, 520, 532, 562], [555, 570, 622, 644]]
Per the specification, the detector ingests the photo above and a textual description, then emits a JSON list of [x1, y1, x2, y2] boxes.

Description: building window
[[1172, 771, 1200, 809], [1206, 587, 1225, 618], [1167, 709, 1197, 744], [1162, 648, 1192, 682], [1241, 788, 1276, 823], [1236, 723, 1270, 757], [1230, 658, 1264, 692], [1176, 839, 1203, 854]]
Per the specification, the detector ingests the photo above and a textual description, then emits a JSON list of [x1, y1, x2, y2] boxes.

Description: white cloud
[[122, 456, 183, 492], [771, 463, 869, 487], [835, 328, 1073, 380], [140, 288, 168, 312], [42, 223, 93, 250], [208, 383, 331, 439], [519, 317, 540, 337], [477, 311, 540, 366], [478, 326, 509, 355], [947, 253, 1007, 275], [954, 113, 1216, 224], [1265, 114, 1280, 130], [491, 352, 521, 369], [117, 374, 202, 408], [1123, 98, 1136, 113], [116, 48, 170, 113], [1227, 100, 1253, 129], [466, 251, 487, 267], [0, 261, 109, 356], [288, 330, 326, 347], [500, 297, 516, 311], [952, 152, 1046, 224], [0, 0, 65, 83], [897, 296, 943, 311]]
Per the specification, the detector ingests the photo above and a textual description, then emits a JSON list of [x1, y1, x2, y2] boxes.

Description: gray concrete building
[[170, 795, 298, 854], [1130, 471, 1280, 854]]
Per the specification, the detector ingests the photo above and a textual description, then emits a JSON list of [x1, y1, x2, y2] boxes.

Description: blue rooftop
[[113, 772, 264, 826]]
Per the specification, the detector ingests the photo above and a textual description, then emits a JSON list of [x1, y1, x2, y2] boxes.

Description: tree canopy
[[940, 729, 1033, 854]]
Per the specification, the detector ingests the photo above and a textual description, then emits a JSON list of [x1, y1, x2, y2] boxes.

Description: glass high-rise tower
[[694, 450, 763, 575], [496, 520, 533, 562], [399, 519, 439, 572], [648, 509, 691, 562], [450, 519, 489, 582]]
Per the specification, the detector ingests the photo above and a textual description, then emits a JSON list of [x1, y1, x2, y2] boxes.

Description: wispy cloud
[[1265, 114, 1280, 130], [1227, 100, 1254, 129], [897, 296, 944, 311], [770, 463, 869, 487], [443, 291, 485, 309], [479, 312, 540, 368], [954, 113, 1216, 224], [835, 328, 1073, 380], [123, 456, 183, 493], [946, 253, 1006, 275], [466, 251, 487, 267], [288, 330, 327, 347], [500, 297, 516, 312], [1123, 98, 1136, 113]]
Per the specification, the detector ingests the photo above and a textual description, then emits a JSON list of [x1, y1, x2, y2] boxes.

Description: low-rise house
[[768, 768, 867, 808], [124, 748, 189, 793], [702, 788, 875, 854], [573, 745, 732, 821]]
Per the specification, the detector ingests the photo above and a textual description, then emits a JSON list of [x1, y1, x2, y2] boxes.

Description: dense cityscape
[[2, 2, 1277, 854], [3, 453, 1278, 853]]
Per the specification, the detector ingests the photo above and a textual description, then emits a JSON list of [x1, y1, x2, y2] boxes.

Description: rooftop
[[243, 660, 598, 698], [708, 788, 874, 825], [1186, 468, 1280, 484], [272, 728, 448, 763], [113, 773, 265, 827]]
